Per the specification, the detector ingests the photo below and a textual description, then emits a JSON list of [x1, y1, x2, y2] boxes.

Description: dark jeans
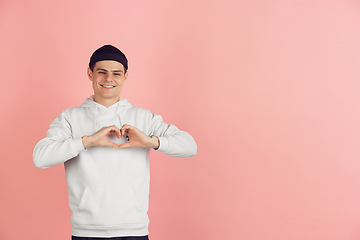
[[72, 235, 149, 240]]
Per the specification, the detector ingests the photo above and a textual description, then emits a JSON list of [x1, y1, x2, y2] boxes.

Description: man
[[33, 45, 197, 240]]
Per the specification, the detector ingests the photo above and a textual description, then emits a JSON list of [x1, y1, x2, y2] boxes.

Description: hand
[[82, 125, 121, 149], [118, 124, 160, 149]]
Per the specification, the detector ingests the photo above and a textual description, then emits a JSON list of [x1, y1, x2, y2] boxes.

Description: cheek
[[115, 79, 124, 86], [92, 79, 101, 88], [94, 76, 104, 84]]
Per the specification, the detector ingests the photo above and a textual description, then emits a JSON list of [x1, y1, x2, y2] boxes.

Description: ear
[[87, 67, 93, 81], [124, 70, 129, 82]]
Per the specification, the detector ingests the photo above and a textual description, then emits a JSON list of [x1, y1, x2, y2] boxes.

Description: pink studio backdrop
[[1, 0, 360, 239]]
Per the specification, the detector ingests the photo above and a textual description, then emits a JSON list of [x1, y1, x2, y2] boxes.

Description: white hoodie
[[33, 96, 197, 237]]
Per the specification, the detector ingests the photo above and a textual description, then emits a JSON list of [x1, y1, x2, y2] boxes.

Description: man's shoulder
[[127, 104, 150, 112], [64, 105, 84, 112], [126, 104, 158, 115], [58, 106, 86, 117]]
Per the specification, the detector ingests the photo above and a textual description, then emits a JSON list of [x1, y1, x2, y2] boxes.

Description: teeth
[[101, 85, 115, 88]]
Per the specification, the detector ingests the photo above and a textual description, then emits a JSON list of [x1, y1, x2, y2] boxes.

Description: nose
[[105, 73, 113, 82]]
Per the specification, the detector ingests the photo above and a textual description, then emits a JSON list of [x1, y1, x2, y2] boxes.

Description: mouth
[[100, 84, 116, 88]]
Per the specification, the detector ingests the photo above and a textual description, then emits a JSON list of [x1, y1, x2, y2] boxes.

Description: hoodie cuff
[[69, 138, 86, 156], [156, 137, 169, 152]]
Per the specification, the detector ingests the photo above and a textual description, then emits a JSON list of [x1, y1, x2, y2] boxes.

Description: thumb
[[105, 141, 119, 149], [117, 142, 131, 149]]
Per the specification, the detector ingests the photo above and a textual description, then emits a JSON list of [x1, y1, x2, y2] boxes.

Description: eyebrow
[[96, 68, 123, 73]]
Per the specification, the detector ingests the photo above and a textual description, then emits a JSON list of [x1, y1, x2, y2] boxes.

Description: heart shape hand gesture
[[82, 124, 159, 150]]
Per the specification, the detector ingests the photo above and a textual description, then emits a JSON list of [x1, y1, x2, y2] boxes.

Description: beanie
[[89, 45, 128, 70]]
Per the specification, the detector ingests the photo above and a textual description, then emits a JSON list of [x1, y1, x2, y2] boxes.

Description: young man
[[33, 45, 197, 240]]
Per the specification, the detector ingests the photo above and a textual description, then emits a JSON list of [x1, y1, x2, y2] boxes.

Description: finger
[[119, 128, 124, 138], [105, 125, 121, 138], [106, 141, 119, 149], [120, 124, 134, 131], [112, 128, 121, 138], [104, 126, 116, 133], [106, 129, 118, 137], [120, 127, 129, 137], [116, 130, 121, 138], [110, 125, 120, 132], [117, 142, 131, 149]]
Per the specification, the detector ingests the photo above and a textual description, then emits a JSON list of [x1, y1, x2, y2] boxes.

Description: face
[[87, 60, 128, 106]]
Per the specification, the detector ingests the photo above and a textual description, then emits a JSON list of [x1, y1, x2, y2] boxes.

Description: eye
[[99, 72, 106, 74], [114, 73, 121, 76]]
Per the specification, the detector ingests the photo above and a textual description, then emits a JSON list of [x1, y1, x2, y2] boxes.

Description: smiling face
[[88, 60, 128, 107]]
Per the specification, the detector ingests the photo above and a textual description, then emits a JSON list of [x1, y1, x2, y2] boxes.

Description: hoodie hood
[[80, 95, 132, 133], [80, 95, 131, 109]]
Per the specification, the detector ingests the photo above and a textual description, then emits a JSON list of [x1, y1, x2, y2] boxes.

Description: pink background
[[1, 0, 360, 239]]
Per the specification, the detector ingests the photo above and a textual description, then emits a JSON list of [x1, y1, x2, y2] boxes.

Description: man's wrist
[[149, 136, 160, 150], [82, 136, 92, 149]]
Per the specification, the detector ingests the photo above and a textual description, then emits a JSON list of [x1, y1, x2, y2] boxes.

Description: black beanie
[[89, 45, 128, 70]]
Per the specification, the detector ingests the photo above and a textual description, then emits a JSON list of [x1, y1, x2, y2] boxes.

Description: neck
[[93, 96, 120, 107]]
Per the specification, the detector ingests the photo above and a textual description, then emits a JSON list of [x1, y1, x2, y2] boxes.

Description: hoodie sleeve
[[147, 112, 197, 158], [33, 110, 85, 169]]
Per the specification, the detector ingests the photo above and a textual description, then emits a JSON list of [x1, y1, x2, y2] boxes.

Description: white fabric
[[33, 96, 197, 237]]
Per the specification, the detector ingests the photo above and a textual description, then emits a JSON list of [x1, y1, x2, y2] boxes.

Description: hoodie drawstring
[[93, 104, 123, 134], [82, 96, 129, 133], [117, 104, 123, 127], [93, 105, 98, 133]]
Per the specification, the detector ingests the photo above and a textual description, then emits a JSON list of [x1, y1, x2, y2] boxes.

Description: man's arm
[[33, 111, 122, 169], [151, 114, 197, 158], [153, 123, 197, 158], [33, 111, 85, 169]]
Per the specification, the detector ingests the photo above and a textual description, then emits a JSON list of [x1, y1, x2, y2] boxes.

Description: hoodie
[[33, 96, 197, 237]]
